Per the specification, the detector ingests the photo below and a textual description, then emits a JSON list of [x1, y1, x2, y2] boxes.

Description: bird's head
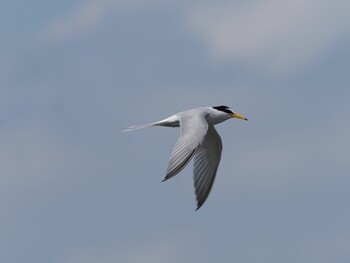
[[212, 105, 248, 121]]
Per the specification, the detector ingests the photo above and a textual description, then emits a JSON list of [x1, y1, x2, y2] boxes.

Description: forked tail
[[122, 123, 156, 132], [123, 115, 179, 132]]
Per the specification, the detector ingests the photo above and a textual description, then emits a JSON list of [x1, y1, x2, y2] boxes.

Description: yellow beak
[[231, 112, 248, 121]]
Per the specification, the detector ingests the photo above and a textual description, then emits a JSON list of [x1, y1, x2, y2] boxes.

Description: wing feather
[[163, 113, 208, 182], [193, 125, 222, 210]]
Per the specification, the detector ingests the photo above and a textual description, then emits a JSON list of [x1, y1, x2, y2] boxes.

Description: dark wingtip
[[162, 175, 171, 182], [195, 202, 203, 211]]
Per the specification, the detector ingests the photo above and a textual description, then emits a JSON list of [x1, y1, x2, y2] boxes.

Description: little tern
[[124, 106, 248, 210]]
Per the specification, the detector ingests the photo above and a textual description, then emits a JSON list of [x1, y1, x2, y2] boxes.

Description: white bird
[[124, 106, 248, 210]]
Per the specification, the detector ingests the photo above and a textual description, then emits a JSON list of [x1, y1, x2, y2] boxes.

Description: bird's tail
[[122, 122, 156, 132], [123, 115, 179, 132]]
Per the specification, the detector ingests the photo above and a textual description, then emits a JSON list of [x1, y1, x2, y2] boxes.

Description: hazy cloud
[[44, 0, 175, 42], [45, 0, 115, 42], [188, 0, 350, 74], [3, 1, 350, 262]]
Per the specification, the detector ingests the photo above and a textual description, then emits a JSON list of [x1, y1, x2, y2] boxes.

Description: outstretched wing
[[193, 125, 222, 210], [163, 113, 208, 182]]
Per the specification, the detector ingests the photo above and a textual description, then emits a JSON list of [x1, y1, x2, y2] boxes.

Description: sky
[[1, 0, 350, 262]]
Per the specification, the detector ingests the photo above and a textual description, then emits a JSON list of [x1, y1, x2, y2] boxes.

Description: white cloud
[[44, 0, 174, 42], [187, 0, 350, 74], [45, 0, 115, 42]]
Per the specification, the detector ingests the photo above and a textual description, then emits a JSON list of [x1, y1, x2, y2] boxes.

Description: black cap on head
[[213, 105, 233, 114]]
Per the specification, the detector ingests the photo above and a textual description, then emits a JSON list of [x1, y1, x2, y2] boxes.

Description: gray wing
[[193, 125, 222, 210], [163, 113, 208, 182]]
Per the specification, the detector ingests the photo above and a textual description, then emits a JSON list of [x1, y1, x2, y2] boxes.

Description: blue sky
[[2, 1, 350, 262]]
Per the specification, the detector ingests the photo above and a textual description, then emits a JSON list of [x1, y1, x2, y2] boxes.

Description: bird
[[123, 105, 248, 210]]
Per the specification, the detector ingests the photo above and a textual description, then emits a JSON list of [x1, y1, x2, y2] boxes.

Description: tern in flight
[[124, 106, 248, 210]]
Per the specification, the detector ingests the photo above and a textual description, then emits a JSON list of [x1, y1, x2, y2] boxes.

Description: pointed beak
[[231, 112, 248, 121]]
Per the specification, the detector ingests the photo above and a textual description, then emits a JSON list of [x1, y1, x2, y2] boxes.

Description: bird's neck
[[206, 113, 230, 125]]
